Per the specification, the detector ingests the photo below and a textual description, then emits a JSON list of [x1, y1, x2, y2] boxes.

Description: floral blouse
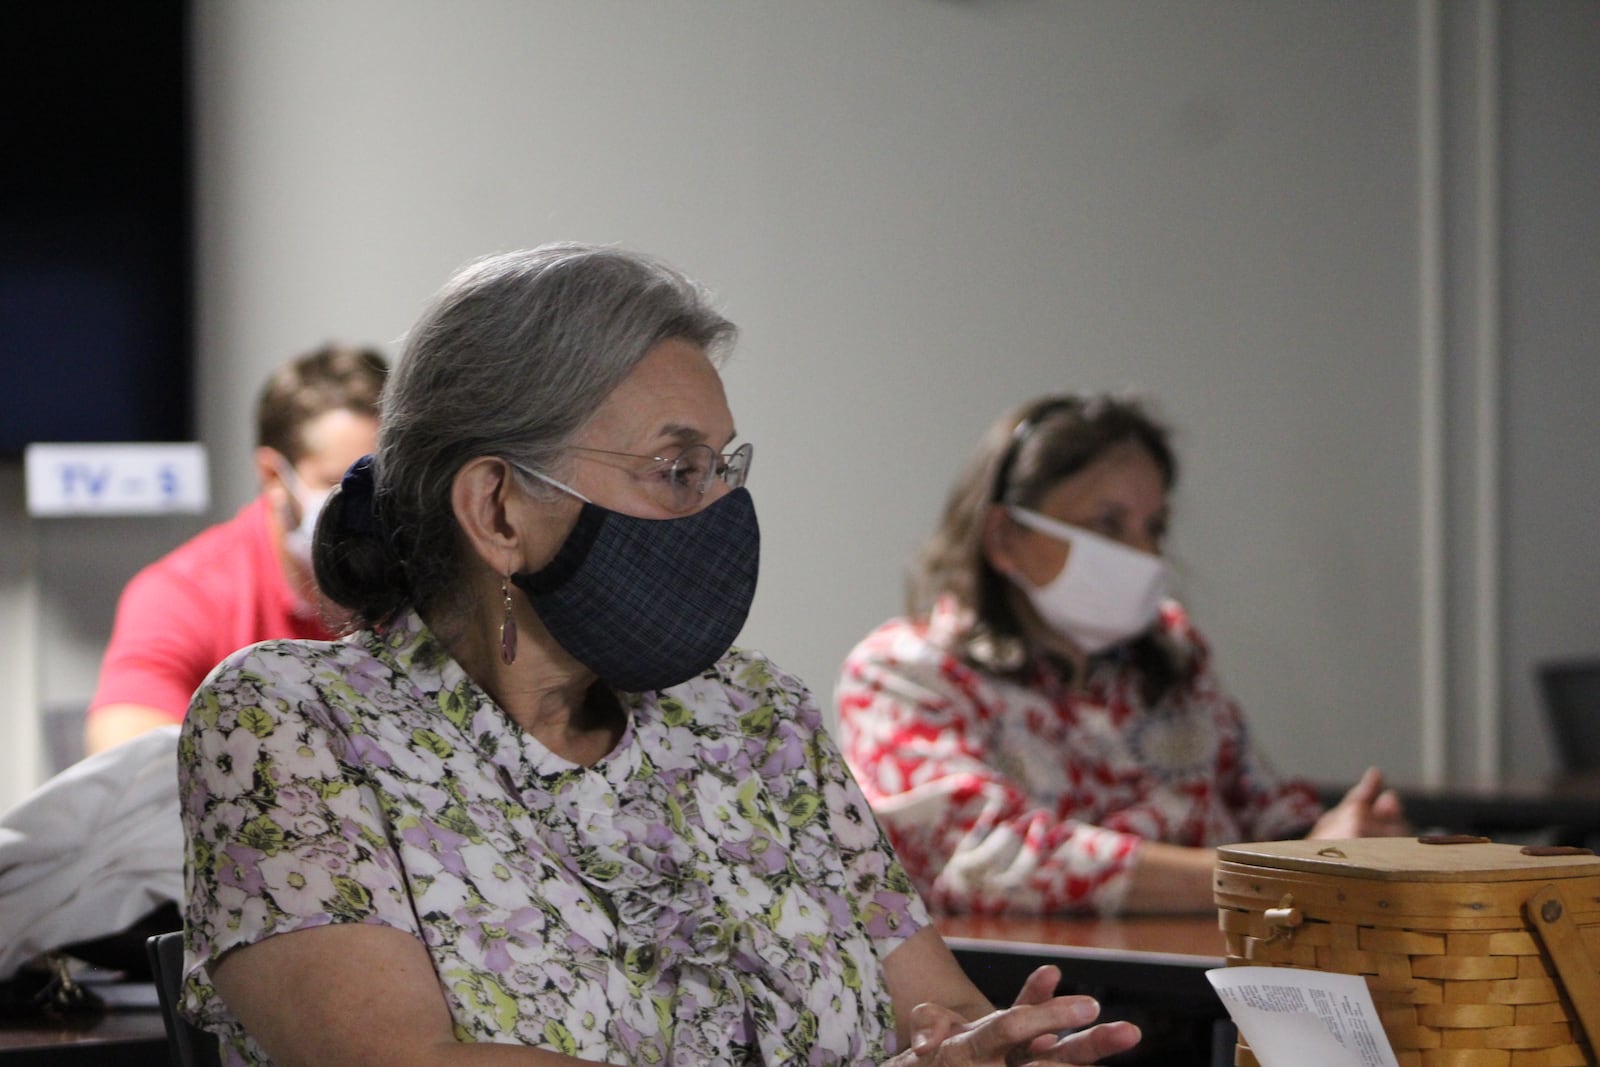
[[179, 610, 928, 1066], [835, 599, 1322, 916]]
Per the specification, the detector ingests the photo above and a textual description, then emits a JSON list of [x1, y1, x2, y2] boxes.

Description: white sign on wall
[[24, 443, 209, 516]]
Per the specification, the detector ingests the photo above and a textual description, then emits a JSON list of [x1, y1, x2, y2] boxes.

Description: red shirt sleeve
[[89, 562, 233, 720], [88, 499, 334, 722]]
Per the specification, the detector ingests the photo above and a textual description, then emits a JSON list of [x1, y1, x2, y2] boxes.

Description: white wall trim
[[1472, 0, 1503, 786], [1418, 0, 1449, 787]]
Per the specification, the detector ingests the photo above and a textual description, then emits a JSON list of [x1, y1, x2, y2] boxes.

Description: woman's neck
[[1003, 588, 1090, 682], [430, 602, 626, 767]]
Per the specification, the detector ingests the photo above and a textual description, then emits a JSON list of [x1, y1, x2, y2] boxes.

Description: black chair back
[[145, 931, 223, 1067], [1538, 658, 1600, 774]]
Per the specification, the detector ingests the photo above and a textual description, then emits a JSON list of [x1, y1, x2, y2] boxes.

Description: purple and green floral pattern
[[179, 610, 928, 1066]]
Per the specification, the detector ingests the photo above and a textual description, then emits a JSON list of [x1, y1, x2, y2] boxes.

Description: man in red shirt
[[84, 344, 388, 754]]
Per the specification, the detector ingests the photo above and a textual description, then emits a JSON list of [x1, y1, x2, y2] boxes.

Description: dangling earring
[[499, 575, 518, 666]]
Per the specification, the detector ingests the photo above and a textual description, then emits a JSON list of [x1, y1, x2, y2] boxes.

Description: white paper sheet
[[1206, 966, 1400, 1067]]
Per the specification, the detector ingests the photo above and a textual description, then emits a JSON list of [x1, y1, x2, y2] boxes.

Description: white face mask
[[1004, 506, 1167, 654], [276, 461, 332, 570]]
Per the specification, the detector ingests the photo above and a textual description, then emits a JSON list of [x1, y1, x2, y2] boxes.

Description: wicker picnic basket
[[1214, 837, 1600, 1067]]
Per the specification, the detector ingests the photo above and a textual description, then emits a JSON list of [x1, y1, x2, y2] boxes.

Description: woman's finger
[[963, 997, 1105, 1063], [1009, 965, 1062, 1007], [1033, 1020, 1143, 1064], [908, 1001, 969, 1057]]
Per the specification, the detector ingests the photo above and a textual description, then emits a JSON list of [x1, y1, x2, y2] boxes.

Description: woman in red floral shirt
[[836, 394, 1407, 916]]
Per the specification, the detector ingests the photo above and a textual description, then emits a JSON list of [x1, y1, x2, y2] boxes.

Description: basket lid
[[1216, 837, 1600, 882]]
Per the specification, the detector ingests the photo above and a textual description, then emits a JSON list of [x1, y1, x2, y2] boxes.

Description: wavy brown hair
[[256, 343, 388, 462]]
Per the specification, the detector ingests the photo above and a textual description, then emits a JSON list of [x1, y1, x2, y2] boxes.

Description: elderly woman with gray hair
[[175, 244, 1140, 1067]]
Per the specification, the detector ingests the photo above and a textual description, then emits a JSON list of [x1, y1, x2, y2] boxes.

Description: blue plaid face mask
[[512, 486, 760, 692]]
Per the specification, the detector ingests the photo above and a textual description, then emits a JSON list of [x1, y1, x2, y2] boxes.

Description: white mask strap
[[272, 456, 324, 518], [1007, 505, 1159, 560], [518, 464, 593, 504], [273, 455, 304, 493], [1006, 505, 1078, 544]]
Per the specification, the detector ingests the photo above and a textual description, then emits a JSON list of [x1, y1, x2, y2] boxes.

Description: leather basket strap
[[1524, 883, 1600, 1054]]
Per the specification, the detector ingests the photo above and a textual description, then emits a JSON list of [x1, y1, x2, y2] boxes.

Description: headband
[[990, 397, 1082, 502]]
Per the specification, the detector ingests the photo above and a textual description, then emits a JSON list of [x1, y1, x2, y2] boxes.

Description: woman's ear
[[254, 446, 293, 525], [980, 504, 1018, 577], [450, 457, 522, 571]]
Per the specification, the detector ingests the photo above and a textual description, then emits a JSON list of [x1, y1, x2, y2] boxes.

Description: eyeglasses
[[570, 441, 753, 513]]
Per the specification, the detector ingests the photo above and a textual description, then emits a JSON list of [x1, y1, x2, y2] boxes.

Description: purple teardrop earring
[[499, 575, 518, 665]]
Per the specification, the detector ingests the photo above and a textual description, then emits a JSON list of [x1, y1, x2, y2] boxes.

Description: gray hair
[[314, 243, 736, 628]]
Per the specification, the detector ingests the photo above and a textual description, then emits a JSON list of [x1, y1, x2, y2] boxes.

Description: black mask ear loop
[[990, 398, 1083, 504]]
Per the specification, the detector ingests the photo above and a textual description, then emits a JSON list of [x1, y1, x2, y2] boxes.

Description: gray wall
[[2, 1, 1595, 810], [1498, 4, 1600, 774]]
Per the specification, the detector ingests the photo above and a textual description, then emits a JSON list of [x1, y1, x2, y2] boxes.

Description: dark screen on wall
[[0, 0, 193, 457]]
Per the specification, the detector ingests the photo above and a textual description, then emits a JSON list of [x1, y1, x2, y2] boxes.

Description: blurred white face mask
[[1005, 506, 1167, 654], [276, 460, 332, 570]]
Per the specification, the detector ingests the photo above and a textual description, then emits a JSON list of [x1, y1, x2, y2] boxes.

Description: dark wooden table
[[1317, 775, 1600, 845], [0, 1003, 167, 1066], [934, 913, 1231, 1067]]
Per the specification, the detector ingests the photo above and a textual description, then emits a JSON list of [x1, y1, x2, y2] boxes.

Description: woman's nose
[[1122, 532, 1161, 556]]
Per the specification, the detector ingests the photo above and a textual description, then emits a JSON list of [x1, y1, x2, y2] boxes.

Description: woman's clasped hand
[[898, 967, 1141, 1066]]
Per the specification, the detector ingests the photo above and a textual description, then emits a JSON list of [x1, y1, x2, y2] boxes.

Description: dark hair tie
[[339, 454, 385, 536]]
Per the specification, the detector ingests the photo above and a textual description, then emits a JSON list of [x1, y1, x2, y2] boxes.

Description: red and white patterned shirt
[[835, 598, 1322, 916]]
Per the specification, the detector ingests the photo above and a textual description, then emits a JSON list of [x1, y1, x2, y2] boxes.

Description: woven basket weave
[[1214, 837, 1600, 1067]]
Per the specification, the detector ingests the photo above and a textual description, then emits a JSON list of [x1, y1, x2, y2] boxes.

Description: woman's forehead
[[1037, 442, 1168, 511], [587, 339, 734, 449]]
